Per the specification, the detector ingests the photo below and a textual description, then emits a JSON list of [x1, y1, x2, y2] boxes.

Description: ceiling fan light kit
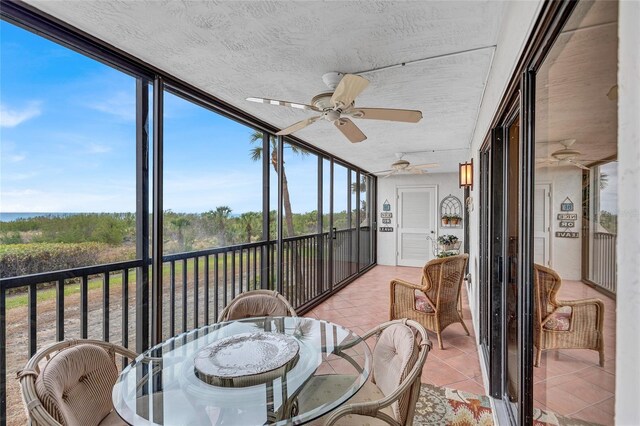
[[373, 153, 439, 177], [536, 139, 592, 170], [247, 72, 423, 143]]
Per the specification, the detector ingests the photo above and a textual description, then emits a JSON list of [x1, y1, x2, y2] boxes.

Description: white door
[[534, 183, 551, 266], [396, 186, 437, 267]]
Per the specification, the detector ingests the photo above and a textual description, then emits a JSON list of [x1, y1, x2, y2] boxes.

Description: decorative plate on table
[[194, 332, 300, 387]]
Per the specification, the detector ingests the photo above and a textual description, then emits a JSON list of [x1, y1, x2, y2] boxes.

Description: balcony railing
[[0, 227, 373, 425], [590, 232, 617, 294]]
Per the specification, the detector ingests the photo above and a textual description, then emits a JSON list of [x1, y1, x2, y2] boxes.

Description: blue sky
[[0, 21, 342, 214]]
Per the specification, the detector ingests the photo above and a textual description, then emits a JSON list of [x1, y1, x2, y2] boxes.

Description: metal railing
[[0, 227, 374, 425], [590, 232, 617, 294]]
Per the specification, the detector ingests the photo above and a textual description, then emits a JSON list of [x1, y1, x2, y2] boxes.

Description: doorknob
[[430, 231, 435, 234]]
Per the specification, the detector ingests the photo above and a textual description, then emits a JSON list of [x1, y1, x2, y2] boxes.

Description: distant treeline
[[0, 209, 365, 278], [0, 208, 362, 251], [0, 213, 135, 245]]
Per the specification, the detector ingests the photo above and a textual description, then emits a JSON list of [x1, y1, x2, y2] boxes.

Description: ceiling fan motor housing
[[322, 72, 344, 90]]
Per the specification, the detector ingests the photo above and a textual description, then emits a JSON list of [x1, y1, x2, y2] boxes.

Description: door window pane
[[533, 1, 617, 423]]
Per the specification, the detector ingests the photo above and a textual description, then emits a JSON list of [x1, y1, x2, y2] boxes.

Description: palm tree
[[249, 131, 308, 237], [204, 206, 232, 246], [169, 216, 190, 250], [237, 211, 261, 242]]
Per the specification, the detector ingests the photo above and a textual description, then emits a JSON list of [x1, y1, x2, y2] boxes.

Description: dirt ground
[[3, 259, 329, 425]]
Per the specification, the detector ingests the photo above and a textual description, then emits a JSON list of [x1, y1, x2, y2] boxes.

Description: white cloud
[[0, 102, 42, 128], [2, 172, 38, 181], [6, 154, 26, 163], [1, 187, 135, 213], [87, 91, 135, 121], [87, 143, 112, 154]]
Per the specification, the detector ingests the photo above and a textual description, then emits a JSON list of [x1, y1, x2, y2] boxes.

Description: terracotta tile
[[446, 379, 487, 395], [442, 353, 482, 378], [446, 335, 478, 354], [539, 387, 590, 415], [421, 358, 469, 387], [533, 398, 550, 413], [593, 396, 615, 415], [315, 362, 335, 375], [427, 345, 466, 361], [570, 403, 615, 426], [580, 367, 616, 393], [552, 377, 613, 405]]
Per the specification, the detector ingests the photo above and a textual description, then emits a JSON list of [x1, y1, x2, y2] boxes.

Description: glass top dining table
[[112, 316, 372, 425]]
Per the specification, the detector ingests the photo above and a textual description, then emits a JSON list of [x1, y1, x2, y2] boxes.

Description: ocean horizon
[[0, 212, 104, 222], [0, 211, 244, 222]]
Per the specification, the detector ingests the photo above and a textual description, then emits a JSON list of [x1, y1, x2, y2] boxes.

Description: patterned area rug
[[414, 384, 600, 426]]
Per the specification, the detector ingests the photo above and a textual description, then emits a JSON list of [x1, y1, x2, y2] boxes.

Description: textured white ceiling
[[26, 0, 506, 173]]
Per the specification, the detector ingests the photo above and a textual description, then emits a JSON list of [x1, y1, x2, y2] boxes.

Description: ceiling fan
[[246, 72, 423, 143], [536, 139, 595, 170], [373, 153, 439, 178]]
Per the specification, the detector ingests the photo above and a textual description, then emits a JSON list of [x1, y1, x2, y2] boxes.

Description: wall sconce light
[[459, 159, 473, 190]]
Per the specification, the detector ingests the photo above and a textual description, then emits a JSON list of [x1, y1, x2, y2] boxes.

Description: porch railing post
[[136, 78, 150, 352], [261, 132, 270, 289], [151, 76, 164, 346]]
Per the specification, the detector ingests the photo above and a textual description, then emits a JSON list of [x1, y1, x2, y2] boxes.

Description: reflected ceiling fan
[[246, 72, 422, 143], [373, 153, 439, 178], [536, 139, 596, 170]]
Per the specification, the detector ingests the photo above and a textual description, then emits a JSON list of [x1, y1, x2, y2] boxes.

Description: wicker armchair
[[298, 319, 431, 426], [390, 254, 469, 349], [17, 339, 137, 426], [218, 289, 297, 322], [533, 264, 605, 367]]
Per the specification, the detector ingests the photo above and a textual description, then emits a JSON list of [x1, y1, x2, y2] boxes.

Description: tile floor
[[533, 280, 616, 426], [306, 265, 616, 426], [306, 265, 486, 396]]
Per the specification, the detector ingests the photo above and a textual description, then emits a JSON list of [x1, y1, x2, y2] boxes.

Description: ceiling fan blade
[[350, 108, 423, 123], [567, 159, 589, 170], [409, 168, 425, 174], [411, 163, 439, 169], [246, 97, 321, 112], [330, 74, 369, 109], [276, 116, 321, 136], [334, 118, 367, 143], [382, 171, 396, 178]]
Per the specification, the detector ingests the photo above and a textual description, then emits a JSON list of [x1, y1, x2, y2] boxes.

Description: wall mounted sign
[[560, 197, 574, 212], [557, 213, 577, 220], [382, 200, 391, 211], [380, 212, 393, 219], [381, 218, 391, 224], [556, 231, 579, 238], [379, 227, 394, 232], [559, 221, 575, 228]]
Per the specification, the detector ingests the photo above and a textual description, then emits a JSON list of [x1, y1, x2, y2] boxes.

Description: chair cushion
[[98, 411, 127, 426], [414, 290, 435, 313], [225, 293, 291, 320], [35, 344, 119, 426], [299, 376, 393, 426], [372, 323, 419, 423], [543, 307, 572, 331]]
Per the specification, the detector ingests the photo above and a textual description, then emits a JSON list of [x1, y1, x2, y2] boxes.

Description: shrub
[[0, 243, 107, 278]]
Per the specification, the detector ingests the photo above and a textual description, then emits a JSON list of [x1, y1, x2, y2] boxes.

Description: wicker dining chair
[[390, 254, 469, 349], [217, 289, 298, 322], [299, 319, 431, 426], [17, 339, 137, 426], [533, 264, 605, 367]]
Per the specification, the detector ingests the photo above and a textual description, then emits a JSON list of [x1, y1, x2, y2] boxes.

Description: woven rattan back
[[533, 264, 562, 325], [422, 254, 468, 311]]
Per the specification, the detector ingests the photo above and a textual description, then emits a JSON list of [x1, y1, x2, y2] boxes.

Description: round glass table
[[112, 317, 371, 425]]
